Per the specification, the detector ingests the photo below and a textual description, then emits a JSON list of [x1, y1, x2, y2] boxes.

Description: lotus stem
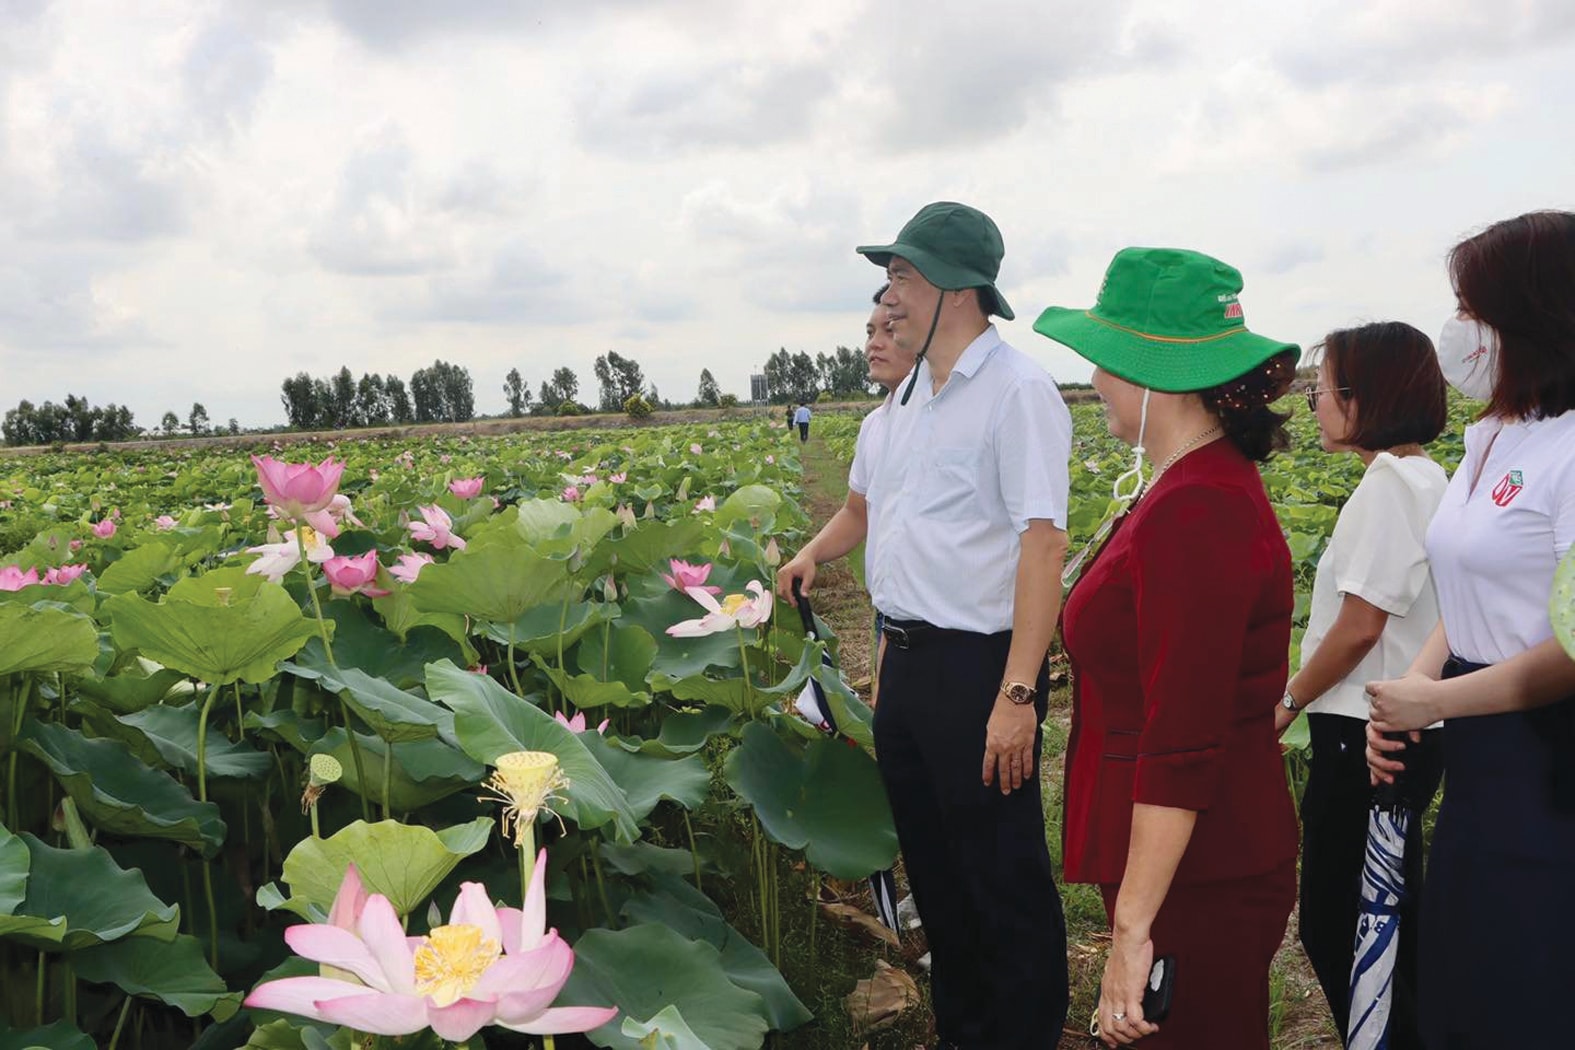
[[195, 682, 222, 970], [590, 842, 612, 925], [8, 678, 33, 830], [381, 744, 393, 821], [295, 529, 370, 821], [35, 951, 44, 1025], [506, 622, 525, 699], [683, 808, 703, 893], [309, 801, 321, 840], [736, 627, 757, 717], [107, 995, 132, 1050], [233, 682, 245, 742], [554, 594, 570, 714]]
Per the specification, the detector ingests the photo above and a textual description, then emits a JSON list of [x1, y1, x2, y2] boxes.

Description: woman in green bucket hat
[[1038, 248, 1302, 1049]]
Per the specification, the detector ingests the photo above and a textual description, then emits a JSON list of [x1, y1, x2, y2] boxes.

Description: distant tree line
[[3, 395, 139, 446], [279, 360, 473, 429], [758, 346, 875, 406]]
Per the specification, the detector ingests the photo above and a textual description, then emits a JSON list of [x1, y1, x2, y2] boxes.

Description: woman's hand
[[1274, 703, 1298, 738], [1365, 671, 1442, 733], [1097, 930, 1160, 1047], [1365, 720, 1420, 786]]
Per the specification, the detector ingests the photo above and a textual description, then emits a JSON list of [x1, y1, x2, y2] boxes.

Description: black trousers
[[873, 628, 1069, 1049], [797, 422, 809, 442], [1298, 713, 1442, 1049]]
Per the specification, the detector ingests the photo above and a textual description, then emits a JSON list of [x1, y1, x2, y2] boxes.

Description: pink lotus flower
[[68, 540, 82, 552], [252, 456, 346, 520], [0, 566, 41, 591], [693, 496, 716, 513], [245, 527, 334, 584], [45, 564, 88, 586], [243, 852, 617, 1042], [765, 455, 775, 465], [470, 664, 489, 675], [689, 443, 702, 455], [409, 506, 466, 551], [440, 454, 452, 465], [323, 552, 391, 599], [561, 486, 580, 503], [555, 710, 610, 735], [449, 477, 485, 500], [299, 494, 364, 540], [389, 552, 435, 584], [666, 581, 774, 637], [578, 474, 598, 486], [609, 472, 626, 484], [661, 559, 721, 596], [154, 515, 179, 530], [91, 519, 117, 539]]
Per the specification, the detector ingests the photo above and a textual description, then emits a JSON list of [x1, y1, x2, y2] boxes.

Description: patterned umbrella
[[1347, 741, 1414, 1050], [790, 582, 900, 932]]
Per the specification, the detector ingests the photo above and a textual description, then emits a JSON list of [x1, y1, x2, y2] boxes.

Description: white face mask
[[1437, 316, 1497, 401]]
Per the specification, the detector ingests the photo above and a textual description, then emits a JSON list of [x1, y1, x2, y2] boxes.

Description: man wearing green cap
[[850, 202, 1072, 1048]]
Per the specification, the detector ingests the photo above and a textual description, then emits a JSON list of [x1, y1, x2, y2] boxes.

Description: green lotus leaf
[[71, 664, 186, 715], [308, 729, 483, 810], [0, 825, 25, 917], [279, 817, 494, 918], [597, 842, 699, 879], [561, 923, 771, 1050], [477, 600, 616, 655], [531, 655, 649, 710], [723, 721, 898, 879], [5, 831, 179, 951], [713, 484, 782, 533], [298, 603, 469, 691], [0, 1021, 95, 1050], [585, 735, 709, 821], [623, 875, 812, 1032], [18, 721, 227, 858], [0, 604, 99, 677], [105, 567, 318, 685], [370, 588, 469, 650], [1552, 546, 1575, 662], [0, 578, 94, 616], [407, 528, 573, 625], [620, 591, 744, 680], [577, 623, 659, 694], [282, 663, 450, 743], [647, 674, 750, 715], [96, 541, 180, 595], [72, 930, 240, 1019], [73, 701, 271, 780], [620, 1005, 710, 1050], [242, 709, 327, 753], [427, 660, 639, 842], [614, 706, 734, 758], [577, 518, 709, 581]]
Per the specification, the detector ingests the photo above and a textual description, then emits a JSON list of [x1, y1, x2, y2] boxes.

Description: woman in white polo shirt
[[1278, 321, 1449, 1050], [1366, 211, 1575, 1049]]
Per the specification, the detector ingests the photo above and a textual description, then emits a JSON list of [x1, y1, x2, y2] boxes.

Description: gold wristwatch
[[1000, 680, 1036, 706]]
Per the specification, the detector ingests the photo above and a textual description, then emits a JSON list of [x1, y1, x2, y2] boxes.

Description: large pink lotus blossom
[[323, 552, 390, 599], [449, 477, 485, 500], [243, 851, 617, 1042], [409, 505, 466, 551], [44, 564, 88, 586], [91, 519, 117, 539], [555, 710, 609, 735], [252, 456, 346, 520], [297, 494, 364, 540], [389, 552, 435, 584], [0, 566, 41, 591], [245, 527, 334, 584], [666, 581, 774, 637], [661, 559, 721, 596]]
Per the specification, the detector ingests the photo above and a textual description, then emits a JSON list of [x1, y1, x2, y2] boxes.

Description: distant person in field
[[786, 200, 1073, 1049], [1366, 210, 1575, 1050], [793, 402, 812, 442], [1037, 247, 1300, 1049], [777, 285, 916, 705], [1283, 322, 1448, 1049]]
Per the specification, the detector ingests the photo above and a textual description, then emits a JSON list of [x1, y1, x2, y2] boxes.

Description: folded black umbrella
[[791, 581, 900, 933]]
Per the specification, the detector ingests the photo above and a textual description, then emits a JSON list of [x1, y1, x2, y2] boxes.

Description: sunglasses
[[1304, 387, 1349, 411]]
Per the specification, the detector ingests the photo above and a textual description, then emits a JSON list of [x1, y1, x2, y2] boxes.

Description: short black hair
[[873, 283, 889, 305], [1318, 322, 1447, 449]]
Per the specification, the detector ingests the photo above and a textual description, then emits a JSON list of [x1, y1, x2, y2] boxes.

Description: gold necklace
[[1143, 425, 1223, 494]]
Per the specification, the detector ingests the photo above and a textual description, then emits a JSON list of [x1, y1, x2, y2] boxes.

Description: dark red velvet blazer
[[1061, 440, 1300, 887]]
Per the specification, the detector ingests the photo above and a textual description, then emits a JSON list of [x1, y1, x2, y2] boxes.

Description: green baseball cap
[[856, 202, 1014, 320], [1033, 247, 1299, 392]]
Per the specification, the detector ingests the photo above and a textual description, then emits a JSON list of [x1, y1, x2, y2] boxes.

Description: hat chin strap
[[1111, 388, 1151, 503], [898, 294, 947, 406]]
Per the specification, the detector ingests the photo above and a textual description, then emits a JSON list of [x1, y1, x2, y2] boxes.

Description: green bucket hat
[[856, 202, 1014, 320], [1032, 247, 1298, 392]]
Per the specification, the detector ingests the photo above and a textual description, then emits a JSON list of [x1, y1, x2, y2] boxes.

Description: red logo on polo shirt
[[1491, 469, 1524, 507]]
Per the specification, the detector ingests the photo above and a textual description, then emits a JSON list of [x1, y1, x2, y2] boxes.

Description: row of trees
[[760, 347, 872, 406], [1, 397, 242, 446], [280, 361, 474, 430]]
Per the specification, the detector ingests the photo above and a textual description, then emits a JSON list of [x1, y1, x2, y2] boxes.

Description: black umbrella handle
[[790, 579, 819, 640]]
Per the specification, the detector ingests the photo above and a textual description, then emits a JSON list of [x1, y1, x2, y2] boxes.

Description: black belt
[[881, 618, 981, 650]]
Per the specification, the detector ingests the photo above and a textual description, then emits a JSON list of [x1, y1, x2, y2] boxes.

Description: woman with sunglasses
[[1281, 322, 1448, 1049], [1036, 248, 1301, 1048]]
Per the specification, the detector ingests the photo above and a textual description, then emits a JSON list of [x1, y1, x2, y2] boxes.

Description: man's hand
[[775, 551, 817, 601], [1273, 703, 1298, 738], [982, 697, 1038, 795]]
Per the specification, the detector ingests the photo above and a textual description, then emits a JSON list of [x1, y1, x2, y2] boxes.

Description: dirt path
[[795, 431, 1340, 1050]]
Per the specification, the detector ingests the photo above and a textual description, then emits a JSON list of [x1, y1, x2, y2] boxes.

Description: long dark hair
[[1449, 210, 1575, 420], [1199, 350, 1299, 461]]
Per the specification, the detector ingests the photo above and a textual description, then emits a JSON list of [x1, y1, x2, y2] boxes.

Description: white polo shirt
[[852, 326, 1072, 634], [1426, 409, 1575, 665], [1303, 452, 1449, 720], [848, 393, 895, 586]]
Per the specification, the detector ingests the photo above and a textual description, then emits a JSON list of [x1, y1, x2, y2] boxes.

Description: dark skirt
[[1100, 859, 1295, 1049], [1419, 655, 1575, 1049]]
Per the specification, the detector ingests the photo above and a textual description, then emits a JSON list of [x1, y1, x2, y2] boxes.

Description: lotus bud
[[642, 501, 655, 519], [764, 537, 781, 567], [602, 575, 618, 603]]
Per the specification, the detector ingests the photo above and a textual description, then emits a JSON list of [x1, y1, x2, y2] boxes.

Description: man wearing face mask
[[833, 201, 1072, 1049]]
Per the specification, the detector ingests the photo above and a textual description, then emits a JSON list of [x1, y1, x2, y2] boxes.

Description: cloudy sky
[[1, 0, 1572, 429]]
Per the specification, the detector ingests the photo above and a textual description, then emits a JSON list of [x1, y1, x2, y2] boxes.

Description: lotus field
[[3, 394, 1553, 1050]]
